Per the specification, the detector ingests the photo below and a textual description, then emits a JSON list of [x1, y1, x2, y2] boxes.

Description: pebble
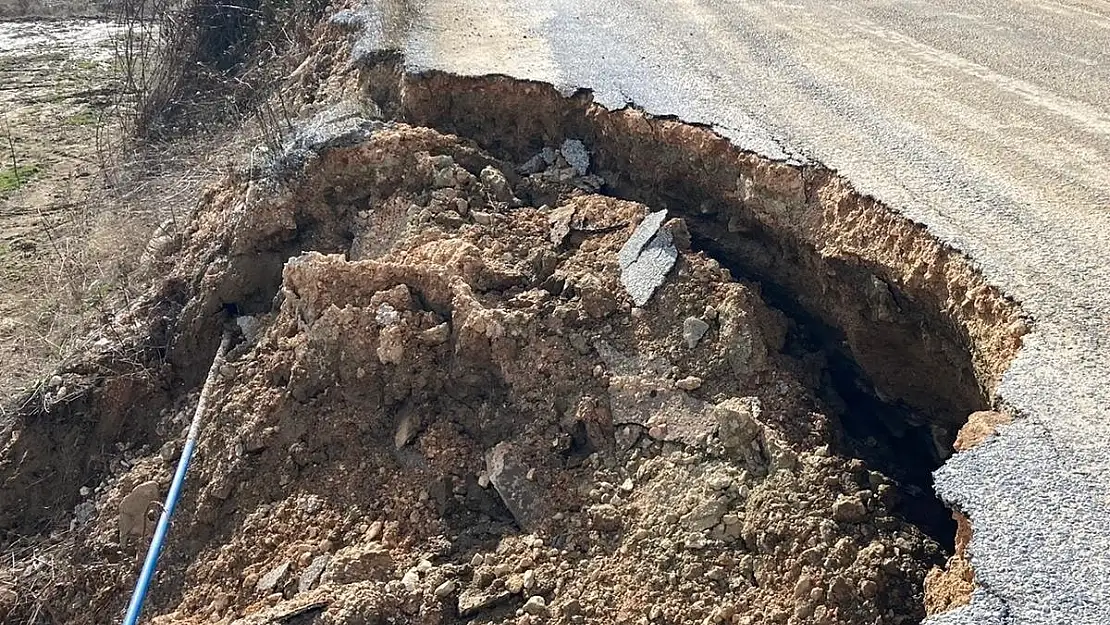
[[435, 579, 457, 598], [401, 569, 421, 592], [684, 534, 709, 550], [211, 593, 230, 613], [416, 559, 433, 573], [683, 317, 710, 348], [522, 595, 548, 616], [419, 323, 451, 345], [675, 376, 703, 391], [832, 494, 867, 523], [366, 520, 383, 541], [298, 554, 330, 594], [256, 561, 290, 594]]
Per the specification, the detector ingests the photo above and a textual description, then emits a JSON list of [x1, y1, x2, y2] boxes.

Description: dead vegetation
[[0, 0, 115, 20], [0, 0, 330, 402], [115, 0, 330, 140]]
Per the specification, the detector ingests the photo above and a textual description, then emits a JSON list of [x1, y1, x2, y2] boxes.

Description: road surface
[[358, 1, 1110, 623]]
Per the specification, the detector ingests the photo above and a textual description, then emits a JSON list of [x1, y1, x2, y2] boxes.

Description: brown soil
[[1, 120, 946, 625]]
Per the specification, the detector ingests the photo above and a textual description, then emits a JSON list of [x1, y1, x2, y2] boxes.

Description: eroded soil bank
[[0, 12, 1027, 625]]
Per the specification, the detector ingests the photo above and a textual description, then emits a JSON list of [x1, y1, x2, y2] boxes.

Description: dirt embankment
[[0, 7, 1027, 625], [0, 116, 944, 625]]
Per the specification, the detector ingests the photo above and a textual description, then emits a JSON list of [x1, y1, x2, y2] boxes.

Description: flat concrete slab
[[354, 1, 1110, 623]]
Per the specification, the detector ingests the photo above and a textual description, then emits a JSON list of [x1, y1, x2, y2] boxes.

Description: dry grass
[[0, 0, 115, 19], [0, 0, 327, 403], [115, 0, 329, 140]]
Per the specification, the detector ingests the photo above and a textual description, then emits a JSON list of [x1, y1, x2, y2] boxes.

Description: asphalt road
[[359, 1, 1110, 622]]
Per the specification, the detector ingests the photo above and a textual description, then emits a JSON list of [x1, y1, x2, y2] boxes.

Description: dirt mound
[[0, 116, 949, 625]]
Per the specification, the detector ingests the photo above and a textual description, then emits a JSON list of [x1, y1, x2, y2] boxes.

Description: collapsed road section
[[0, 16, 1027, 625]]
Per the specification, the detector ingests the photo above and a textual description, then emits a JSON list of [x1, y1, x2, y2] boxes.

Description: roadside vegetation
[[0, 0, 116, 19], [0, 0, 334, 400], [0, 164, 41, 194]]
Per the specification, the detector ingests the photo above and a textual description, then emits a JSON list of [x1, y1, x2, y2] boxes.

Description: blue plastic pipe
[[122, 331, 233, 625]]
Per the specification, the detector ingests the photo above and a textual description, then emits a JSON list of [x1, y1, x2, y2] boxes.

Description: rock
[[118, 481, 160, 545], [74, 501, 96, 525], [486, 441, 548, 531], [419, 322, 451, 345], [480, 166, 513, 202], [435, 579, 457, 598], [714, 397, 764, 454], [618, 210, 677, 306], [436, 210, 465, 228], [683, 498, 729, 531], [471, 211, 494, 226], [321, 543, 394, 584], [675, 376, 703, 391], [366, 520, 383, 541], [256, 561, 291, 594], [522, 595, 548, 616], [401, 569, 421, 592], [684, 534, 709, 550], [562, 598, 583, 616], [298, 554, 330, 594], [458, 587, 513, 617], [548, 205, 576, 246], [683, 317, 710, 348], [518, 153, 548, 175], [587, 503, 622, 532], [832, 494, 868, 523], [394, 405, 420, 449]]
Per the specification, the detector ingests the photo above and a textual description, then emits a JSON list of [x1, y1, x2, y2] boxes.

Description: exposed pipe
[[122, 329, 234, 625]]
